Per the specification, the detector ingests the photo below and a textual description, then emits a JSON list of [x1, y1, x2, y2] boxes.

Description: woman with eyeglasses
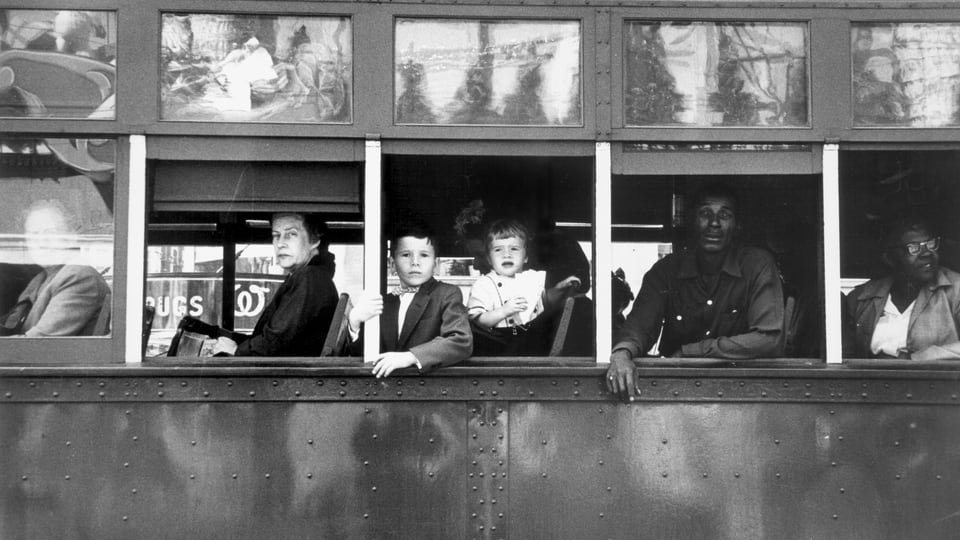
[[844, 215, 960, 360]]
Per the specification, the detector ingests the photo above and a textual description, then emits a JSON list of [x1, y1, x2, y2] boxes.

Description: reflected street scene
[[624, 21, 808, 127], [0, 9, 116, 119], [852, 23, 960, 127], [394, 18, 581, 125], [160, 13, 352, 123], [0, 138, 114, 337]]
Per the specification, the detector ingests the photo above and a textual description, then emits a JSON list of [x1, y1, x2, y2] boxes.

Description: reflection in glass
[[144, 242, 363, 356], [394, 19, 581, 126], [624, 21, 808, 127], [852, 23, 960, 127], [0, 10, 116, 119], [160, 13, 352, 123], [0, 138, 114, 337]]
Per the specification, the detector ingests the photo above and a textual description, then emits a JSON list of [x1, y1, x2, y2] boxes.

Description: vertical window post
[[822, 143, 842, 364], [126, 135, 147, 364], [596, 142, 612, 363], [364, 137, 382, 358]]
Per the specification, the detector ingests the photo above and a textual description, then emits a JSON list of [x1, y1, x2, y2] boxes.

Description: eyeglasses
[[898, 237, 940, 256]]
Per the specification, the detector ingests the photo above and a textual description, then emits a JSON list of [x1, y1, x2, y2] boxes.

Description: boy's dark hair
[[273, 212, 328, 246], [390, 220, 437, 256], [691, 182, 739, 214], [484, 219, 530, 254]]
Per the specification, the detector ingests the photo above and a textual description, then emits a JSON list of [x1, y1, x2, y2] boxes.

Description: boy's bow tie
[[391, 285, 420, 296]]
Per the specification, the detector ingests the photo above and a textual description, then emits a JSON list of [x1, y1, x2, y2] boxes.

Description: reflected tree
[[624, 24, 684, 125], [395, 57, 435, 124]]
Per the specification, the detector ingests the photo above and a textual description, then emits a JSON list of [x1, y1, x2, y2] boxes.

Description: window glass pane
[[841, 150, 960, 360], [1, 10, 116, 119], [385, 155, 594, 356], [611, 174, 822, 359], [160, 13, 352, 123], [852, 23, 960, 127], [146, 160, 364, 357], [394, 19, 581, 126], [624, 21, 808, 127], [0, 137, 114, 337]]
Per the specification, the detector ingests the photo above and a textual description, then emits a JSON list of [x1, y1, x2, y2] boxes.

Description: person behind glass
[[844, 215, 960, 361], [211, 212, 338, 356], [1, 199, 109, 337], [346, 222, 472, 377], [467, 219, 581, 355], [606, 183, 784, 400]]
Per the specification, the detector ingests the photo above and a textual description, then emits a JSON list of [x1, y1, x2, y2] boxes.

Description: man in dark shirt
[[606, 183, 784, 400]]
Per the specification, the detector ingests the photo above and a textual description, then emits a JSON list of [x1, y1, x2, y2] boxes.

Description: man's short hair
[[390, 220, 437, 256], [483, 219, 530, 254], [273, 212, 328, 245], [882, 213, 939, 249], [691, 182, 739, 213]]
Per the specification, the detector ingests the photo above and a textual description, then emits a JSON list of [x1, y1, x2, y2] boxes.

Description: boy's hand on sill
[[372, 351, 418, 378]]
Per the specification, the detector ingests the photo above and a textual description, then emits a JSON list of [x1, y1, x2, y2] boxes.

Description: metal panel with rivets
[[1, 365, 960, 539]]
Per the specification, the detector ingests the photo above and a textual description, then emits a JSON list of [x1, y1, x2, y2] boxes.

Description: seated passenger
[[1, 199, 109, 337], [346, 222, 472, 376], [211, 212, 338, 356], [607, 183, 784, 400], [467, 219, 580, 355], [844, 215, 960, 360]]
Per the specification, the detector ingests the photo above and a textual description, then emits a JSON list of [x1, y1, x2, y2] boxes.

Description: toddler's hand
[[554, 276, 582, 292], [349, 290, 384, 328], [503, 297, 529, 316]]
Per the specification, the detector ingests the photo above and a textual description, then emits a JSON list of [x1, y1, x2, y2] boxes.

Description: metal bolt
[[307, 473, 313, 479], [131, 488, 137, 494], [227, 381, 233, 387], [190, 474, 195, 479], [372, 486, 377, 491]]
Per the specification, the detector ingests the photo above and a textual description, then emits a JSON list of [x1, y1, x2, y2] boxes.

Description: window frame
[[0, 133, 130, 364]]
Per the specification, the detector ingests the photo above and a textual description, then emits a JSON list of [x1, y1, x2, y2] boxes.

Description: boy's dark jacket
[[348, 278, 472, 370]]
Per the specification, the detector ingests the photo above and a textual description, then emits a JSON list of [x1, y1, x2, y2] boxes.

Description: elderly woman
[[213, 212, 338, 356], [1, 199, 110, 337], [844, 216, 960, 360]]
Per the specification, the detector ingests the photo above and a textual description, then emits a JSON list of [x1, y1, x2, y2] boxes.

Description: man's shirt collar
[[676, 247, 743, 279]]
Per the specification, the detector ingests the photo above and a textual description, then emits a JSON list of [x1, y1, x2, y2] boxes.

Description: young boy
[[467, 219, 580, 355], [347, 223, 472, 377]]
